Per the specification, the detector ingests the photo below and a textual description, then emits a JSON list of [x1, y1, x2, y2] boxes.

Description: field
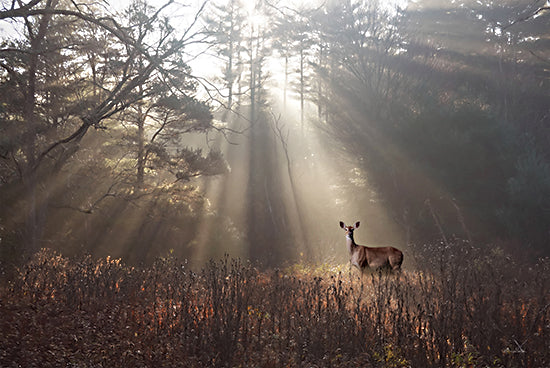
[[0, 244, 549, 368]]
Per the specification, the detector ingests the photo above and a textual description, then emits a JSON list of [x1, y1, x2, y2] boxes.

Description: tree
[[285, 12, 314, 129], [271, 3, 320, 128], [0, 0, 219, 257], [124, 93, 227, 191], [309, 0, 549, 255], [243, 8, 272, 123], [204, 0, 247, 112]]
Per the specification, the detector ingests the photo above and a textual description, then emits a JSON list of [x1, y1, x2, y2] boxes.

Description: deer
[[339, 221, 403, 272]]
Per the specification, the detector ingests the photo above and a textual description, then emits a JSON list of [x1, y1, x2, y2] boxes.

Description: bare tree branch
[[502, 2, 550, 30]]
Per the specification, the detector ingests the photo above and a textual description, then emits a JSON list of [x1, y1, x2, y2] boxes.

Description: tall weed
[[0, 245, 548, 367]]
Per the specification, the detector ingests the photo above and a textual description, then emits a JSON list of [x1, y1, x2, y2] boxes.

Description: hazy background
[[0, 0, 548, 268]]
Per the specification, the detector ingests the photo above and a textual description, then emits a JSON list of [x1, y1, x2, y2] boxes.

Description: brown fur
[[340, 221, 403, 272]]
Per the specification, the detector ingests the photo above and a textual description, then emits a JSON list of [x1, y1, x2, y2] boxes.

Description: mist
[[0, 0, 549, 269]]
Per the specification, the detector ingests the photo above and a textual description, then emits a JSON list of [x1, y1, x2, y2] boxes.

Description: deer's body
[[340, 221, 403, 272]]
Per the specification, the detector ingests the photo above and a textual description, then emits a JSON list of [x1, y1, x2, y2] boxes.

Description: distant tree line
[[0, 0, 228, 263], [204, 0, 550, 257], [306, 0, 550, 256], [1, 0, 548, 264]]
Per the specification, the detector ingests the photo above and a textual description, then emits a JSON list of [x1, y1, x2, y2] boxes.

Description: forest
[[0, 0, 549, 366], [0, 0, 549, 265]]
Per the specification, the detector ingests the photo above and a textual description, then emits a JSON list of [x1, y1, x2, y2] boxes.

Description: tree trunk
[[249, 27, 256, 124], [300, 47, 304, 133], [136, 111, 145, 189], [227, 7, 234, 110], [284, 54, 288, 111], [21, 0, 57, 254]]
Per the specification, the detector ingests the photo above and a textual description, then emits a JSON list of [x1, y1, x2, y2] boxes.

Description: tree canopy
[[1, 0, 549, 265]]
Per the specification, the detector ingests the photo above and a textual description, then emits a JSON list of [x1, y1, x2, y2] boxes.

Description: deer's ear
[[355, 221, 360, 228], [339, 221, 345, 228]]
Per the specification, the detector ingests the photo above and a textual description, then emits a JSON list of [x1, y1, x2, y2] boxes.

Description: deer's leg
[[390, 251, 404, 271]]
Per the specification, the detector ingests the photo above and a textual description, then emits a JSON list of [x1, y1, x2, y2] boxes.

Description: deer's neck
[[346, 234, 357, 254]]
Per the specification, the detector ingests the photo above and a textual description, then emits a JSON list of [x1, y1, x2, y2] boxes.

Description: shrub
[[0, 247, 548, 367]]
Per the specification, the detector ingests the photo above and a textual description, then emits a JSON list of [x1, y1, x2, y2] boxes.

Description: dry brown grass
[[0, 243, 548, 367]]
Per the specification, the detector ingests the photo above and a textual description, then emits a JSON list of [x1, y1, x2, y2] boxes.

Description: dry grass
[[0, 243, 549, 367]]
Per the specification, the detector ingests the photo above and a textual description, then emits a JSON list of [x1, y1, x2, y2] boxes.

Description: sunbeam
[[2, 0, 548, 269], [2, 0, 550, 365]]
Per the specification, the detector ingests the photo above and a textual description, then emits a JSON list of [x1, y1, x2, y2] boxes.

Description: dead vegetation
[[0, 243, 548, 367]]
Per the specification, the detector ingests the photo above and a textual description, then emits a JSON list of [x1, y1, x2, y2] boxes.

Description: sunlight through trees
[[1, 0, 549, 266]]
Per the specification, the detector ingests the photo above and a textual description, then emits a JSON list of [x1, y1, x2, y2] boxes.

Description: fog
[[0, 0, 548, 268], [187, 93, 406, 267]]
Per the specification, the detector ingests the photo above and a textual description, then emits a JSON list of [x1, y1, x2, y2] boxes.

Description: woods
[[1, 0, 550, 366], [1, 0, 549, 264], [0, 0, 227, 263]]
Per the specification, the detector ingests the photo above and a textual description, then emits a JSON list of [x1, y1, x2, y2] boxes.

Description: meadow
[[0, 243, 548, 367]]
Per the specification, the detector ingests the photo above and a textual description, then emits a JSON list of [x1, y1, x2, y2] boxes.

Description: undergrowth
[[0, 242, 548, 367]]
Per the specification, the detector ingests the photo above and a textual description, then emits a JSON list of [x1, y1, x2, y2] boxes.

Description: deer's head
[[339, 221, 360, 239]]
